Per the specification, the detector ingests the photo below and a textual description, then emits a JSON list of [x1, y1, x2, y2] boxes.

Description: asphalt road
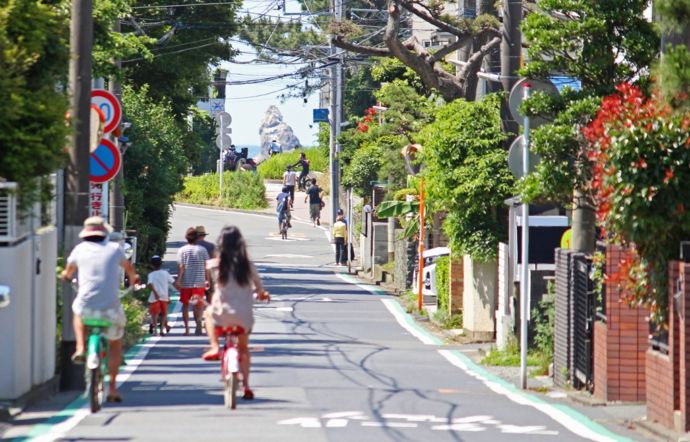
[[5, 205, 634, 442]]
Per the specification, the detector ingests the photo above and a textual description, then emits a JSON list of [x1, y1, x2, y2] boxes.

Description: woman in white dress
[[202, 225, 270, 400]]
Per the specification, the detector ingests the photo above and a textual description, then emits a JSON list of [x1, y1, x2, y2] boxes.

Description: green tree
[[420, 94, 512, 261], [338, 79, 434, 197], [0, 0, 69, 208], [519, 0, 658, 252], [121, 85, 187, 260], [121, 0, 242, 118]]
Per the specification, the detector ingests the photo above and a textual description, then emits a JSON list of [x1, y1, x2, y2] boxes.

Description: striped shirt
[[177, 244, 209, 288]]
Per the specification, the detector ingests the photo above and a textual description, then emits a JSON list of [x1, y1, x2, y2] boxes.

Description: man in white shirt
[[282, 165, 297, 207]]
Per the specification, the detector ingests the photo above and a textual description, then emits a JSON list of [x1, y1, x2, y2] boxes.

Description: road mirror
[[0, 285, 10, 309]]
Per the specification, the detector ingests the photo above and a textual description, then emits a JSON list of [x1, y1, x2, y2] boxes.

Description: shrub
[[121, 294, 146, 349], [176, 171, 267, 209], [435, 255, 450, 313], [257, 149, 328, 179]]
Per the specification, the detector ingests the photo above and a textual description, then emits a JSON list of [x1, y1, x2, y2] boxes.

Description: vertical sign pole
[[347, 187, 353, 273], [219, 122, 224, 198], [417, 178, 425, 312], [519, 83, 531, 390]]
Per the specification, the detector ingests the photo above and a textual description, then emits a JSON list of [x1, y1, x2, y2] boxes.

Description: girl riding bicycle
[[201, 226, 270, 400]]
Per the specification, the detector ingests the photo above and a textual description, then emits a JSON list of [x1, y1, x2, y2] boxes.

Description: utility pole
[[501, 0, 522, 134], [61, 0, 94, 391], [109, 20, 125, 232], [328, 0, 343, 223]]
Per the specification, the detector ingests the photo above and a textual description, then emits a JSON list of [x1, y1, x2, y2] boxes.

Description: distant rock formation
[[258, 105, 301, 156]]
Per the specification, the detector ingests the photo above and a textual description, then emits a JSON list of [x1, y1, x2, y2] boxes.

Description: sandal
[[242, 388, 254, 400], [106, 392, 124, 403], [202, 350, 220, 361], [71, 352, 86, 365]]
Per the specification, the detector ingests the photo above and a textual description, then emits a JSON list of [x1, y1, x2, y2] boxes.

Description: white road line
[[361, 422, 418, 428], [437, 350, 623, 442], [174, 203, 316, 227], [380, 299, 439, 345], [31, 301, 183, 442]]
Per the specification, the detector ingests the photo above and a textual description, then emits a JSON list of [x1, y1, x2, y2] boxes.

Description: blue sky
[[221, 0, 321, 147]]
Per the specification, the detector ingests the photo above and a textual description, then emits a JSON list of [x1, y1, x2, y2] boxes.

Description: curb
[[635, 417, 690, 442], [0, 376, 60, 422]]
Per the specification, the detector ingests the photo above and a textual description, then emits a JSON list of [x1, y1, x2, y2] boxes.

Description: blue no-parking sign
[[90, 139, 121, 183]]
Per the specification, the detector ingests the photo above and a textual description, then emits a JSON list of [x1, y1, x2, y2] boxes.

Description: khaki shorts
[[75, 305, 126, 341], [309, 203, 321, 220]]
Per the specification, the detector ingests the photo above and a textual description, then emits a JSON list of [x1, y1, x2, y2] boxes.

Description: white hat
[[78, 216, 112, 239]]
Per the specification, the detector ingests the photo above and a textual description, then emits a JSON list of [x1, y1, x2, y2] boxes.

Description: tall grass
[[176, 171, 267, 209], [257, 149, 328, 179]]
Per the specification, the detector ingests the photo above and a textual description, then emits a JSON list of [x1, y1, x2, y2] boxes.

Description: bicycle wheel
[[88, 368, 103, 412], [224, 373, 238, 409]]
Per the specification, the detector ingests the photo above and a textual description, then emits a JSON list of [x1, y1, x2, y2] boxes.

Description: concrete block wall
[[496, 243, 512, 350], [371, 223, 388, 265], [463, 255, 496, 340], [593, 245, 648, 402]]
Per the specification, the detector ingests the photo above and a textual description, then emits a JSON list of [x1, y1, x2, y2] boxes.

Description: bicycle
[[280, 217, 289, 240], [83, 317, 111, 413], [297, 172, 314, 192], [74, 280, 141, 413], [218, 325, 245, 409]]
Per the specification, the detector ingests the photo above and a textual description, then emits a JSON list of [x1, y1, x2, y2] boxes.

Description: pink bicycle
[[218, 325, 245, 409]]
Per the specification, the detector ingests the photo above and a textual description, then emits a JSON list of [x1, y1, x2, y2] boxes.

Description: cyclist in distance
[[276, 185, 292, 232], [201, 225, 270, 400], [292, 152, 310, 191], [61, 216, 140, 403]]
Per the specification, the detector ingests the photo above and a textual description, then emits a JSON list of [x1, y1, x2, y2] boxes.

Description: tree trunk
[[571, 188, 596, 253]]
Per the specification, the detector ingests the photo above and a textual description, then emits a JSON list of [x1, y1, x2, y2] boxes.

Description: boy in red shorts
[[147, 255, 174, 336], [175, 227, 211, 335]]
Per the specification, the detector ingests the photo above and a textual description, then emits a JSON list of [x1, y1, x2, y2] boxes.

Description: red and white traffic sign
[[90, 138, 121, 183], [91, 89, 122, 134]]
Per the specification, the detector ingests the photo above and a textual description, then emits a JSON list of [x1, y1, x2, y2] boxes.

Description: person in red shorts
[[147, 255, 174, 336], [175, 227, 210, 335]]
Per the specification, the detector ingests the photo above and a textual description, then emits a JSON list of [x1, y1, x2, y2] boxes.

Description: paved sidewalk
[[262, 180, 333, 227]]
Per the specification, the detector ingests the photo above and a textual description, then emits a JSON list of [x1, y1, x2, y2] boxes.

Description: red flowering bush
[[583, 83, 690, 323]]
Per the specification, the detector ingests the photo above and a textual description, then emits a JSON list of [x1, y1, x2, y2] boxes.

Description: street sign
[[313, 108, 329, 123], [215, 111, 232, 150], [209, 98, 225, 116], [91, 89, 122, 134], [90, 104, 106, 153], [507, 135, 540, 178], [90, 138, 121, 183], [216, 133, 233, 150], [508, 79, 558, 129], [89, 182, 108, 218]]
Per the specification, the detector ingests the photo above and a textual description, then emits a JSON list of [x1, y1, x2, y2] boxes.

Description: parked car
[[413, 247, 451, 297]]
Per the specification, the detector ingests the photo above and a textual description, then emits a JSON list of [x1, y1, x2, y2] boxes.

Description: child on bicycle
[[60, 216, 140, 403], [276, 185, 292, 232], [201, 226, 270, 400], [147, 255, 174, 336]]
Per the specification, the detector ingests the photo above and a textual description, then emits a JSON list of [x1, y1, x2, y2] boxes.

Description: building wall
[[0, 239, 33, 399], [0, 227, 57, 400]]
